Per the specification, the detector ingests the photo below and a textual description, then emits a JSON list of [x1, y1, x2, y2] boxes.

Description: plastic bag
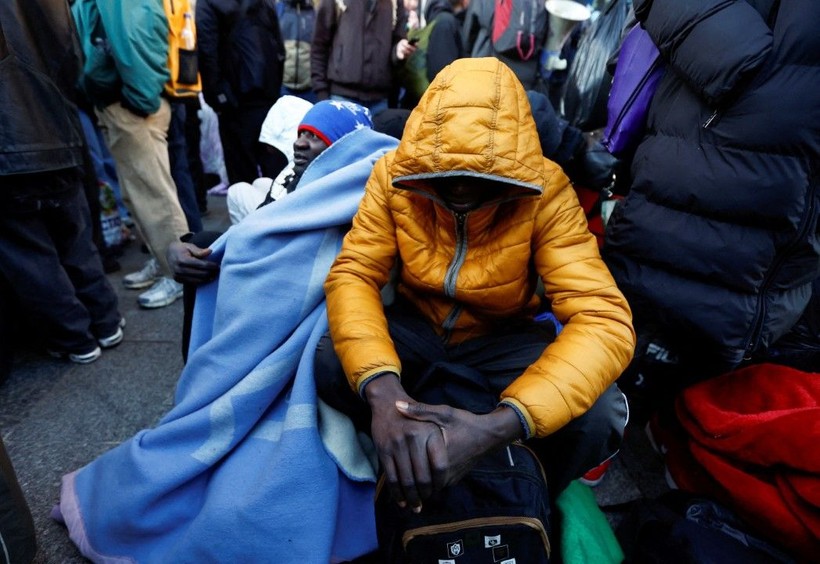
[[197, 93, 228, 186], [560, 0, 630, 131]]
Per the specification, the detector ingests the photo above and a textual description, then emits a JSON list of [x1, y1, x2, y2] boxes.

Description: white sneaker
[[123, 258, 161, 289], [48, 346, 102, 364], [98, 318, 126, 349], [138, 277, 183, 309]]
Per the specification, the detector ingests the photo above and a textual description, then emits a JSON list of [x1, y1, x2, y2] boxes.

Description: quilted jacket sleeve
[[500, 167, 636, 438]]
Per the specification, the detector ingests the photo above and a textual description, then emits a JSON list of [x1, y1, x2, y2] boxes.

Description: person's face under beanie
[[296, 100, 373, 147]]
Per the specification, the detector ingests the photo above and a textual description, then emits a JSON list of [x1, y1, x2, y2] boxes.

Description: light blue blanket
[[55, 128, 398, 563]]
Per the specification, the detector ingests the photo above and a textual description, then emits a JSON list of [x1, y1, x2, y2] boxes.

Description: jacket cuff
[[356, 369, 401, 399], [498, 398, 535, 439]]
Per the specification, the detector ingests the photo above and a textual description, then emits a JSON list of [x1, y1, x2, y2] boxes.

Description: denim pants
[[0, 176, 120, 354], [315, 298, 629, 495]]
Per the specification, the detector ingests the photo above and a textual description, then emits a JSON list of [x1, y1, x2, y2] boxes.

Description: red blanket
[[672, 363, 820, 559]]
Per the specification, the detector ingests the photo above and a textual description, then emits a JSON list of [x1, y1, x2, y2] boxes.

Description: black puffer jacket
[[0, 0, 84, 178], [604, 0, 820, 366]]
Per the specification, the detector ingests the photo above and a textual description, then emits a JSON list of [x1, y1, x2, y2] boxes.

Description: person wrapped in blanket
[[314, 57, 636, 514], [53, 101, 399, 562], [167, 100, 374, 360]]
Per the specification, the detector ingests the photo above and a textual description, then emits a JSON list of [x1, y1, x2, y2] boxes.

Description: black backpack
[[491, 0, 547, 61], [375, 443, 551, 564]]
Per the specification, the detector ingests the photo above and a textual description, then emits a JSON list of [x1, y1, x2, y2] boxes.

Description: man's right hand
[[166, 241, 219, 285], [365, 373, 448, 513]]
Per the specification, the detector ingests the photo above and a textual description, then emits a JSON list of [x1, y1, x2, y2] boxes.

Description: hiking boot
[[97, 318, 126, 349], [579, 457, 613, 487], [123, 258, 161, 289], [48, 346, 102, 365], [138, 277, 183, 309]]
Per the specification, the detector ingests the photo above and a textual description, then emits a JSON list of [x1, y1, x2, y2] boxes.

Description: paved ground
[[1, 195, 668, 562]]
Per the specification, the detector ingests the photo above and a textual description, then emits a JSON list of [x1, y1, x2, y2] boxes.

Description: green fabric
[[398, 20, 438, 100], [72, 0, 169, 115], [557, 480, 625, 564]]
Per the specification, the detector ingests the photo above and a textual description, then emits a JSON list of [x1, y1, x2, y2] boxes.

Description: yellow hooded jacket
[[324, 58, 635, 438]]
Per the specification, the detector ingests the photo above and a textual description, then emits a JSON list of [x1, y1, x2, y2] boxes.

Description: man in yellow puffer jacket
[[318, 57, 636, 512]]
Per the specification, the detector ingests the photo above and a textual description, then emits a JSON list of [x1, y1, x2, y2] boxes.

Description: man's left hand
[[394, 400, 524, 503]]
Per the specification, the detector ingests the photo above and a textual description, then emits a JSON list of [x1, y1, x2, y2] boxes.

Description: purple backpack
[[602, 24, 665, 157]]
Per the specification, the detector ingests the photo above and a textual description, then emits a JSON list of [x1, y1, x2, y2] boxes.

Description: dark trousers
[[0, 173, 120, 354], [168, 100, 203, 233], [217, 104, 284, 185], [183, 96, 209, 214], [181, 230, 224, 362], [315, 298, 628, 495]]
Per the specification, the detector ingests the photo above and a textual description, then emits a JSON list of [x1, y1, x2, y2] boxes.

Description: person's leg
[[528, 385, 628, 494], [239, 105, 280, 180], [218, 105, 269, 185], [314, 298, 447, 431], [0, 177, 98, 355], [50, 186, 122, 340], [180, 230, 224, 362], [168, 100, 203, 233], [183, 96, 208, 215], [96, 100, 190, 278], [447, 319, 628, 495]]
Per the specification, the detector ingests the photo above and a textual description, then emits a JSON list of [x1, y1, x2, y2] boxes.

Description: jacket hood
[[390, 57, 546, 197], [424, 0, 453, 23]]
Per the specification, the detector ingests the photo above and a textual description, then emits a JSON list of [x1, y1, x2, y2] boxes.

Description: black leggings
[[181, 230, 224, 362]]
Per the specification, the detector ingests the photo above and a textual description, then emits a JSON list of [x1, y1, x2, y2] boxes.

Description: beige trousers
[[96, 99, 188, 277]]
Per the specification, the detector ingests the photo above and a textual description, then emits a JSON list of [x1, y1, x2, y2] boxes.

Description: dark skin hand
[[166, 241, 220, 285], [365, 373, 523, 513]]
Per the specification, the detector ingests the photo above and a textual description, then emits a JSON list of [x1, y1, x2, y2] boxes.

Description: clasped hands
[[365, 373, 522, 513]]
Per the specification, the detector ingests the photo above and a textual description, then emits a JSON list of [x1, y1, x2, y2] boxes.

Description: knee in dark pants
[[529, 384, 628, 495]]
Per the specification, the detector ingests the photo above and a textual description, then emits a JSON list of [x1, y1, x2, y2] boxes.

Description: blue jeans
[[79, 110, 130, 222]]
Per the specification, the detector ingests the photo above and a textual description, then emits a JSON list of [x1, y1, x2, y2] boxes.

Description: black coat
[[196, 0, 285, 109], [423, 0, 463, 81], [604, 0, 820, 366], [0, 0, 84, 179], [310, 0, 408, 102]]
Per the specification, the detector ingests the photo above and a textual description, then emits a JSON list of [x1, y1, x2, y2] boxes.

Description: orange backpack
[[163, 0, 202, 98]]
